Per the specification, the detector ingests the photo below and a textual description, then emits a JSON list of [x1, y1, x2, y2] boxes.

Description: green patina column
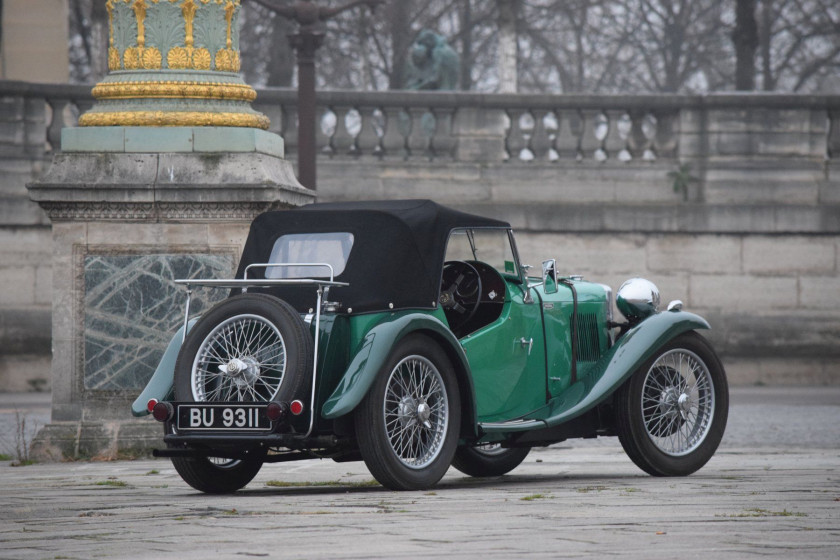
[[27, 0, 313, 461], [79, 0, 267, 129]]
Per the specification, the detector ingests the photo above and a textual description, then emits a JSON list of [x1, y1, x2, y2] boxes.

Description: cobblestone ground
[[1, 387, 838, 559]]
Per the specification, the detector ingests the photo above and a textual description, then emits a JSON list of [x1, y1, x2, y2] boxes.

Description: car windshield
[[445, 228, 519, 279], [266, 232, 354, 279]]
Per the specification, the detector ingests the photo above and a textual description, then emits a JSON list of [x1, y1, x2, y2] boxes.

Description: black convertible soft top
[[234, 199, 510, 314]]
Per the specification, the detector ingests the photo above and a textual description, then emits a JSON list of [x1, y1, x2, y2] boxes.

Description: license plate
[[176, 404, 271, 432]]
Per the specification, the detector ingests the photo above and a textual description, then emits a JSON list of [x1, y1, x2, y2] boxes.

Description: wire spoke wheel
[[171, 294, 313, 494], [192, 314, 287, 403], [383, 355, 448, 469], [356, 334, 460, 491], [641, 349, 714, 456], [615, 331, 728, 477]]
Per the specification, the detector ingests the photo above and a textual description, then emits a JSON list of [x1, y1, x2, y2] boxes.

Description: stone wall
[[0, 85, 53, 391], [1, 83, 838, 388]]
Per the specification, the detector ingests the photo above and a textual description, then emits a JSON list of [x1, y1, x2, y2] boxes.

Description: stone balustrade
[[4, 80, 838, 169]]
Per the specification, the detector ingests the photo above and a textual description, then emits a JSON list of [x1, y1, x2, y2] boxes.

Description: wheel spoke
[[192, 314, 287, 403], [641, 348, 715, 456], [382, 354, 448, 469]]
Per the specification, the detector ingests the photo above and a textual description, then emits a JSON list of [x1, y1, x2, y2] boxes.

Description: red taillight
[[290, 400, 304, 416], [152, 401, 174, 422], [266, 401, 288, 421], [147, 398, 159, 413]]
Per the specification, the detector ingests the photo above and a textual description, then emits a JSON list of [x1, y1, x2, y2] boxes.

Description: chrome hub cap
[[383, 355, 448, 469], [222, 357, 260, 390], [641, 349, 715, 456]]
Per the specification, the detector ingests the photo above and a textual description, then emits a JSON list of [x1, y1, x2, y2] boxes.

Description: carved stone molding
[[38, 200, 283, 222]]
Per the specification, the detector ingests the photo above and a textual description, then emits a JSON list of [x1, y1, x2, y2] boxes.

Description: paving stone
[[0, 388, 838, 559]]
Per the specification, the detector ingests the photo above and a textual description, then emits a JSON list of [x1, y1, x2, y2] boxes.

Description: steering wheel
[[440, 260, 483, 332]]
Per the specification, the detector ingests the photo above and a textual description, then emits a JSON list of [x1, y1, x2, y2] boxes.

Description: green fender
[[482, 310, 711, 433], [321, 312, 475, 423], [544, 310, 710, 427], [130, 320, 196, 417]]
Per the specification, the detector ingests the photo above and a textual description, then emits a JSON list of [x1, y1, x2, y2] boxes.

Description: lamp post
[[250, 0, 384, 190]]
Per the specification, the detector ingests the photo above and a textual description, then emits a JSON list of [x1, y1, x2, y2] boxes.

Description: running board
[[479, 418, 548, 433]]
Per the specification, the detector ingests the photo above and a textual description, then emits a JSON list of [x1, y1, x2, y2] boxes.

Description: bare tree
[[66, 0, 838, 94], [240, 3, 296, 87], [758, 0, 840, 92]]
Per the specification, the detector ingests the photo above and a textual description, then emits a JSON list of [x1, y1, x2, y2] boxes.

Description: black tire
[[355, 334, 461, 491], [614, 331, 728, 477], [171, 293, 313, 493], [452, 444, 530, 477], [171, 453, 265, 495]]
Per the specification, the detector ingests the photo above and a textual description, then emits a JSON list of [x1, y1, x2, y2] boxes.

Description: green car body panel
[[321, 308, 476, 427], [479, 308, 710, 434]]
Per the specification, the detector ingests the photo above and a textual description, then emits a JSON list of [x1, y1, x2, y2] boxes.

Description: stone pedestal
[[27, 127, 314, 460]]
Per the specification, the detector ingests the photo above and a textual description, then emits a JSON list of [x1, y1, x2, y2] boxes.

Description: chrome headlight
[[616, 278, 660, 321]]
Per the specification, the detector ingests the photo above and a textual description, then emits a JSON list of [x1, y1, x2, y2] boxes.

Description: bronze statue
[[405, 29, 459, 91]]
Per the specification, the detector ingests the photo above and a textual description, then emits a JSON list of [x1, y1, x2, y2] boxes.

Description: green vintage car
[[133, 200, 728, 493]]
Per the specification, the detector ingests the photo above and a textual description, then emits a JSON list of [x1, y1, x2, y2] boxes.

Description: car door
[[460, 282, 547, 423]]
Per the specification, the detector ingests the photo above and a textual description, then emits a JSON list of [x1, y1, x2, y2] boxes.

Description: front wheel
[[355, 334, 461, 490], [615, 331, 728, 476], [452, 444, 530, 477]]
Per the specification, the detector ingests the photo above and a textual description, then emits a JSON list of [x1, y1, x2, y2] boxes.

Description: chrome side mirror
[[542, 259, 558, 294]]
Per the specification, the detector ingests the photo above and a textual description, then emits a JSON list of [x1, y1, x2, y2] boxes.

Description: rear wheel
[[171, 293, 313, 493], [170, 452, 265, 495], [355, 334, 461, 490], [615, 331, 728, 476], [452, 444, 530, 477]]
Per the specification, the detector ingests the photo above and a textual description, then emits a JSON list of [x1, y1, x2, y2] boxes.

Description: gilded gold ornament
[[193, 48, 212, 70], [91, 81, 257, 102], [78, 110, 270, 129], [124, 47, 140, 69], [167, 46, 189, 69], [215, 49, 232, 72], [141, 47, 162, 69], [133, 0, 148, 48], [108, 47, 122, 71]]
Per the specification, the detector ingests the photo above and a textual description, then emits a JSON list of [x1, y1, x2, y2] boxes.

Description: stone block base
[[30, 418, 163, 461]]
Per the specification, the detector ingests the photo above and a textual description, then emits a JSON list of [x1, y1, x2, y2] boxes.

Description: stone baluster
[[555, 110, 581, 161], [318, 108, 336, 156], [529, 109, 552, 161], [330, 105, 356, 156], [431, 106, 455, 160], [603, 110, 625, 161], [578, 110, 602, 161], [406, 107, 432, 160], [355, 106, 382, 157], [626, 111, 649, 160], [381, 106, 408, 160], [505, 109, 527, 161]]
